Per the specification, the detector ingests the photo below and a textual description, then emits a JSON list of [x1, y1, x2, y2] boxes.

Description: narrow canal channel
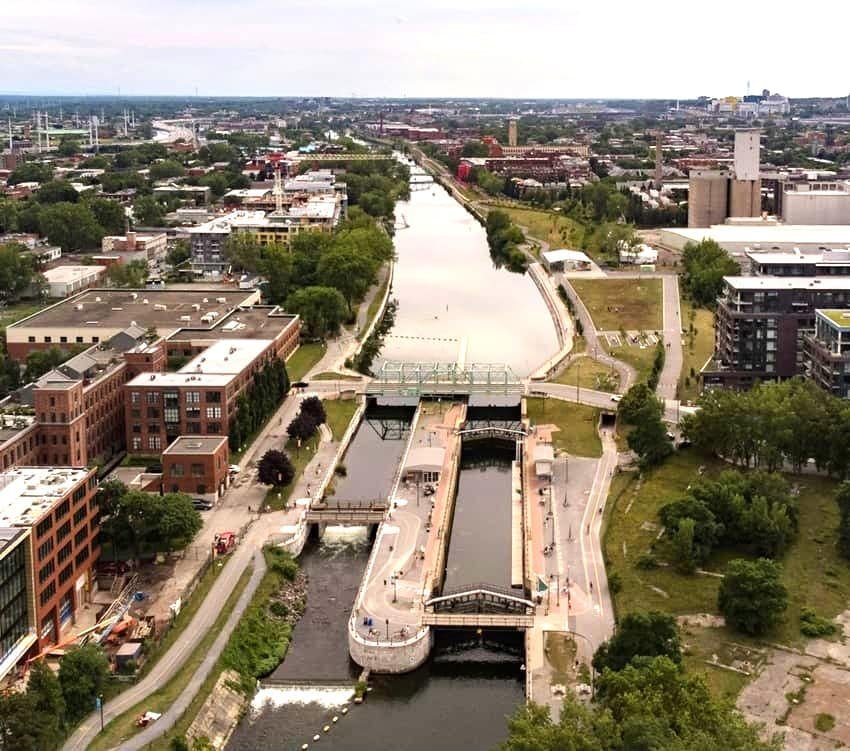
[[230, 163, 556, 750]]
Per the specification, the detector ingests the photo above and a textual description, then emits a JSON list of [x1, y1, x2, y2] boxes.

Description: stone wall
[[186, 669, 246, 750], [348, 627, 433, 674]]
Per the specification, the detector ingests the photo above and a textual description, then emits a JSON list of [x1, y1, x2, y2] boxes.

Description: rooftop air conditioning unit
[[95, 296, 102, 302], [143, 299, 149, 304]]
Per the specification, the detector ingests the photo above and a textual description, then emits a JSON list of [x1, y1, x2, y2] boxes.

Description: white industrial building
[[541, 249, 592, 272], [782, 181, 850, 225], [43, 265, 107, 298]]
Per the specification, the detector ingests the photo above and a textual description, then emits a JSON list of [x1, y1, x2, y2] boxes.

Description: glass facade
[[0, 540, 31, 665]]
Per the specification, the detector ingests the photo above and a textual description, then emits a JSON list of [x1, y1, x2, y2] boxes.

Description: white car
[[610, 395, 622, 403], [229, 464, 241, 474]]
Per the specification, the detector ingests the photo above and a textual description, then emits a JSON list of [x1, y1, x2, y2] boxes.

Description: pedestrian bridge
[[305, 499, 388, 524], [366, 362, 523, 397], [425, 583, 535, 615], [456, 419, 527, 442]]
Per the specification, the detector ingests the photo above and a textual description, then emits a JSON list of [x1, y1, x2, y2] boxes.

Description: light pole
[[392, 579, 398, 603], [563, 456, 569, 508], [385, 618, 390, 641], [576, 361, 581, 403]]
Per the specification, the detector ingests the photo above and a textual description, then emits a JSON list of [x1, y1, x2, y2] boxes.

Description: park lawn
[[497, 206, 585, 249], [526, 396, 602, 458], [88, 566, 252, 751], [313, 371, 362, 381], [603, 339, 658, 385], [604, 450, 850, 648], [571, 278, 663, 331], [0, 302, 42, 330], [265, 399, 358, 510], [286, 342, 327, 382], [679, 301, 715, 404], [323, 398, 359, 441], [553, 356, 620, 393]]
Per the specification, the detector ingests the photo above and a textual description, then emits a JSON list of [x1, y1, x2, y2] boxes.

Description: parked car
[[192, 498, 214, 511], [610, 395, 622, 403], [229, 464, 241, 474]]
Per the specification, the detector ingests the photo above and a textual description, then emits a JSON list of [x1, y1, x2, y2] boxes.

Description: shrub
[[799, 607, 838, 638], [636, 554, 659, 570]]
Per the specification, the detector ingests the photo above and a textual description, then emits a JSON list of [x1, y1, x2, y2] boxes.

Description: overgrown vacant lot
[[495, 206, 585, 249], [526, 396, 602, 457], [604, 451, 850, 647], [571, 278, 663, 331]]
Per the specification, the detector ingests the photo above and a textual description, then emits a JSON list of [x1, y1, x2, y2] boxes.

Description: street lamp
[[385, 618, 390, 641], [392, 579, 398, 603], [563, 456, 569, 508]]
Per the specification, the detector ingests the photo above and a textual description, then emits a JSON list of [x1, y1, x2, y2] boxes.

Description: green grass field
[[604, 451, 850, 647], [571, 278, 663, 331], [526, 396, 602, 457], [285, 342, 326, 382], [603, 338, 658, 385], [553, 356, 620, 393], [496, 206, 585, 249], [679, 301, 715, 404]]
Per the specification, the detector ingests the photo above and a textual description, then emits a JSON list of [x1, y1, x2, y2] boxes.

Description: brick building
[[161, 436, 229, 499], [0, 467, 99, 653]]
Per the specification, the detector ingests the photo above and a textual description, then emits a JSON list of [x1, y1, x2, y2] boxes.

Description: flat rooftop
[[163, 436, 227, 455], [725, 276, 850, 291], [169, 307, 296, 341], [747, 249, 850, 265], [0, 467, 91, 527], [666, 224, 850, 246], [9, 288, 258, 333], [127, 371, 234, 388], [43, 265, 106, 284], [179, 338, 269, 376], [0, 527, 27, 555], [818, 309, 850, 328]]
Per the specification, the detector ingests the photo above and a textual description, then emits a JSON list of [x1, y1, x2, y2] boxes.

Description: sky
[[2, 0, 849, 100]]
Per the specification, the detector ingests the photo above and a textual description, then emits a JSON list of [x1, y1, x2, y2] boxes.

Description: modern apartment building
[[703, 276, 850, 389], [805, 310, 850, 397]]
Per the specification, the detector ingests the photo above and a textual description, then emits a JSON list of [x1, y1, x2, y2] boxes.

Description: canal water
[[230, 167, 557, 750], [377, 164, 558, 377]]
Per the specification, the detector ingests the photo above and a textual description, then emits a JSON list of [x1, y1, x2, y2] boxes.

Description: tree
[[0, 692, 42, 751], [617, 383, 660, 424], [287, 411, 318, 442], [36, 180, 79, 204], [261, 244, 294, 303], [626, 402, 672, 468], [58, 643, 110, 723], [290, 231, 333, 287], [224, 233, 263, 273], [593, 611, 681, 674], [588, 222, 638, 265], [300, 396, 326, 425], [25, 346, 67, 381], [86, 197, 127, 235], [718, 558, 788, 636], [27, 659, 66, 745], [837, 481, 850, 559], [7, 162, 53, 185], [461, 141, 490, 158], [167, 239, 191, 268], [682, 239, 740, 307], [0, 198, 20, 233], [317, 245, 377, 314], [39, 202, 104, 251], [132, 195, 165, 226], [158, 493, 203, 551], [148, 159, 186, 180], [286, 286, 347, 339], [107, 260, 148, 288], [0, 243, 38, 303], [257, 449, 294, 487], [500, 697, 619, 751]]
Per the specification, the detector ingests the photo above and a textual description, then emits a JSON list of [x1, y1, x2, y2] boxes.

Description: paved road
[[657, 274, 683, 401]]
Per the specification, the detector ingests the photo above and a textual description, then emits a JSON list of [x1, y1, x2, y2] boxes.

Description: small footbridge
[[422, 583, 535, 628]]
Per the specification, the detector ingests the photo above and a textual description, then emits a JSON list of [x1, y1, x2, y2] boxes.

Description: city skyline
[[2, 0, 849, 99]]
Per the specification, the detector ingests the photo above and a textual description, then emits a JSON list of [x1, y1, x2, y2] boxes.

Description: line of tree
[[682, 377, 850, 476], [617, 384, 672, 468], [485, 209, 527, 273], [228, 357, 290, 451], [287, 395, 327, 443]]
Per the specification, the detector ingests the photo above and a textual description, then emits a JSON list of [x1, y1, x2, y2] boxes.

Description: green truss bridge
[[366, 362, 523, 397]]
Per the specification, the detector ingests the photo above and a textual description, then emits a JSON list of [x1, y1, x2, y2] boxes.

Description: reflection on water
[[229, 633, 523, 751], [378, 169, 558, 376]]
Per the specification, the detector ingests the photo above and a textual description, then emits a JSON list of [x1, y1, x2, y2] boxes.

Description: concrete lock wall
[[348, 627, 433, 673]]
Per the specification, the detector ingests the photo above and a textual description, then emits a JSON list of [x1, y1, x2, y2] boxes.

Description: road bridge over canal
[[305, 499, 388, 524], [366, 361, 523, 397]]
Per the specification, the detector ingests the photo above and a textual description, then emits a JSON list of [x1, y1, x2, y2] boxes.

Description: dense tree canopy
[[681, 239, 740, 307], [38, 202, 104, 251], [718, 558, 788, 636], [0, 243, 41, 303], [286, 286, 348, 338], [593, 611, 681, 673], [58, 643, 110, 723], [257, 449, 295, 487]]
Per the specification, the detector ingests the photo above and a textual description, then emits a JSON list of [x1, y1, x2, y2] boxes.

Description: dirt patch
[[678, 613, 725, 629]]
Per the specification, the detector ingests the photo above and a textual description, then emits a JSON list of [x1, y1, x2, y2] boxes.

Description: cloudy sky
[[2, 0, 848, 99]]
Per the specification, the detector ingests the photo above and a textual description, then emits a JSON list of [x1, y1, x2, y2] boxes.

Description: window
[[74, 545, 89, 568], [40, 582, 56, 606], [171, 463, 184, 477], [57, 541, 72, 564], [186, 422, 201, 435], [38, 560, 55, 584], [148, 436, 162, 450], [76, 336, 84, 343], [147, 392, 159, 405], [44, 336, 52, 343], [131, 392, 141, 405], [132, 437, 142, 451], [206, 406, 221, 419], [147, 407, 160, 419], [205, 391, 221, 403], [190, 463, 204, 477], [132, 423, 141, 433], [59, 564, 73, 585], [73, 506, 86, 526], [60, 336, 67, 343], [36, 516, 53, 538], [164, 408, 179, 423], [54, 500, 70, 521], [186, 407, 200, 418], [74, 525, 88, 546], [148, 423, 160, 434], [28, 336, 35, 343], [92, 337, 99, 343], [37, 538, 54, 560], [56, 521, 71, 542], [207, 422, 221, 434], [186, 392, 200, 403]]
